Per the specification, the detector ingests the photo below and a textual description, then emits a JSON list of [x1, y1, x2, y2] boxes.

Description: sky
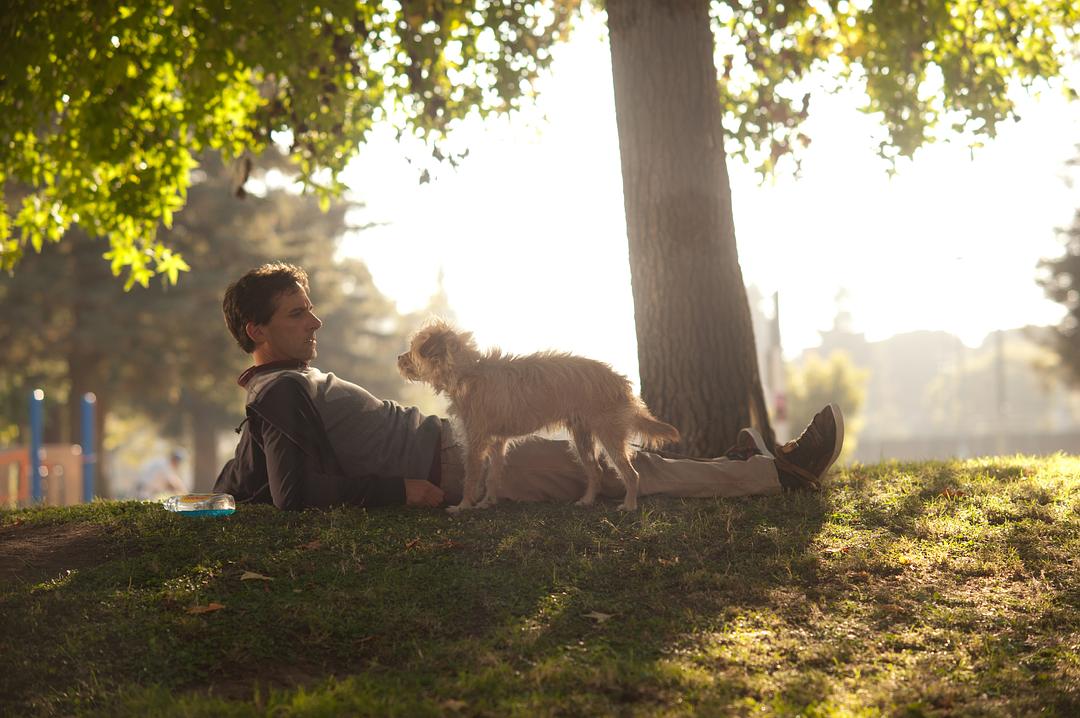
[[338, 9, 1080, 384]]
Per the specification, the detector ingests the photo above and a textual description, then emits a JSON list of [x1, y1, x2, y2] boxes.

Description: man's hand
[[404, 479, 445, 508]]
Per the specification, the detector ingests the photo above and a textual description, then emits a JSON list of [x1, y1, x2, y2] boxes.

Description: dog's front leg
[[447, 436, 489, 513], [477, 438, 507, 508]]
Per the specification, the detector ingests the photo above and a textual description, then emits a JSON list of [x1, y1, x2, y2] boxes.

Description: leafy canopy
[[0, 0, 579, 287], [2, 0, 1077, 285], [711, 0, 1080, 172]]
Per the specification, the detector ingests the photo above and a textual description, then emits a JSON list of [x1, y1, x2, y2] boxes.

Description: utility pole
[[768, 292, 789, 443], [995, 329, 1006, 454]]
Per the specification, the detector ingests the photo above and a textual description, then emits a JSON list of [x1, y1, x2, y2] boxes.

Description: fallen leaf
[[822, 547, 849, 555], [187, 602, 225, 615], [939, 488, 966, 499], [584, 611, 614, 624], [301, 539, 323, 551], [441, 699, 468, 711], [405, 537, 421, 550], [240, 571, 273, 581]]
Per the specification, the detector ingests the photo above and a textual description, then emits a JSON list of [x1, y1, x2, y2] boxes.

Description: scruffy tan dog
[[397, 319, 680, 512]]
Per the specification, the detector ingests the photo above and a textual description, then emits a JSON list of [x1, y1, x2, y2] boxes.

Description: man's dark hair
[[223, 263, 310, 353]]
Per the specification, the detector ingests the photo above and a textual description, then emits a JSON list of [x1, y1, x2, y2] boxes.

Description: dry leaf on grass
[[187, 602, 225, 615], [584, 611, 614, 624], [240, 571, 273, 581], [441, 699, 468, 711], [301, 539, 323, 551]]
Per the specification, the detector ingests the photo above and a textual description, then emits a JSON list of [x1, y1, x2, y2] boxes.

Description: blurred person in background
[[135, 448, 188, 499]]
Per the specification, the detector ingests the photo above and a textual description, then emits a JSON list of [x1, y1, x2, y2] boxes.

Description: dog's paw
[[476, 495, 498, 509], [446, 502, 473, 514], [574, 496, 595, 507], [616, 501, 638, 512]]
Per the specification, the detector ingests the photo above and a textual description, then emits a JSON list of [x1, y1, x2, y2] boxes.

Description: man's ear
[[245, 321, 265, 347]]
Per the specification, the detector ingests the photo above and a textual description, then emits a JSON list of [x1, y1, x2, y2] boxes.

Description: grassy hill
[[2, 456, 1078, 716]]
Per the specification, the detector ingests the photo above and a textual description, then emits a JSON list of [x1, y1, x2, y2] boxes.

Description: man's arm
[[250, 378, 442, 509], [404, 478, 445, 507], [214, 426, 272, 504]]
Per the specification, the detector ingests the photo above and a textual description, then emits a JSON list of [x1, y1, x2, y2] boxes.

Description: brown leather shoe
[[773, 403, 844, 491]]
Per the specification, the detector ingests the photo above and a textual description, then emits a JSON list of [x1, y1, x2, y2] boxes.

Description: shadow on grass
[[3, 457, 1079, 716], [0, 492, 829, 715]]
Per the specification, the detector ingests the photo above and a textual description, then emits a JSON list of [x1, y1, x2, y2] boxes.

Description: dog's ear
[[418, 330, 449, 359]]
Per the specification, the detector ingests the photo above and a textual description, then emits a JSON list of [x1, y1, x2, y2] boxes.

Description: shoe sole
[[824, 402, 844, 471]]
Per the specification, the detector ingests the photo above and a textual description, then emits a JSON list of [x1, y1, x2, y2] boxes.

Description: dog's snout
[[397, 352, 415, 377]]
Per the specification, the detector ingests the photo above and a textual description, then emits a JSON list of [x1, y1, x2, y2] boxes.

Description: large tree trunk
[[66, 228, 112, 499], [606, 0, 774, 456], [190, 400, 220, 492]]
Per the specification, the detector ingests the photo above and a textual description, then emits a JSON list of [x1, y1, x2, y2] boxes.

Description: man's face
[[247, 285, 322, 363]]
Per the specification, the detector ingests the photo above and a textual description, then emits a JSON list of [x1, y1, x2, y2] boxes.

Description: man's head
[[223, 263, 322, 363]]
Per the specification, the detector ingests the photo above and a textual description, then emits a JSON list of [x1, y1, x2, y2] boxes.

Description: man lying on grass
[[214, 262, 844, 510]]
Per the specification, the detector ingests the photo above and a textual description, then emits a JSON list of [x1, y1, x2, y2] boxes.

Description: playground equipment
[[0, 390, 97, 509]]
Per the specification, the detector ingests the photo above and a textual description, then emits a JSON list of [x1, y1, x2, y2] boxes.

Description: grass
[[2, 455, 1079, 716]]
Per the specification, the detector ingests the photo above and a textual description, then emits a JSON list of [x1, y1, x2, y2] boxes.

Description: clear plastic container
[[162, 493, 236, 517]]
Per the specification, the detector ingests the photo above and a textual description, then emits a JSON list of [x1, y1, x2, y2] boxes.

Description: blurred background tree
[[1038, 154, 1080, 386], [785, 351, 868, 463], [0, 150, 437, 494]]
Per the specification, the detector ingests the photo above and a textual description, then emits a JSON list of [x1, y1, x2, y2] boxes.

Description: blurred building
[[803, 323, 1080, 462]]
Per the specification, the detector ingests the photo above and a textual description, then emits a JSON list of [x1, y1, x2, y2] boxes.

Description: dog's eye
[[419, 334, 445, 358]]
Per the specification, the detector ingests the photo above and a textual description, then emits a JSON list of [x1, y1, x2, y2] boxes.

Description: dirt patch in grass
[[0, 521, 115, 585], [193, 663, 331, 702]]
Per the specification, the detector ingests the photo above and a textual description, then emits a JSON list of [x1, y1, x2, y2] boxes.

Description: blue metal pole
[[81, 393, 97, 503], [29, 389, 44, 503]]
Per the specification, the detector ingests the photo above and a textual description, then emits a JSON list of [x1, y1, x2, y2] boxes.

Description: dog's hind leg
[[598, 431, 642, 511], [477, 438, 507, 508], [570, 425, 604, 506]]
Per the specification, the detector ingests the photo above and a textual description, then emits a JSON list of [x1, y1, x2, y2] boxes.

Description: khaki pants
[[437, 421, 780, 504]]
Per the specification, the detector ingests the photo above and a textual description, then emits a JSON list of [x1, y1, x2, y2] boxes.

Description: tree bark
[[190, 400, 220, 492], [606, 0, 774, 456]]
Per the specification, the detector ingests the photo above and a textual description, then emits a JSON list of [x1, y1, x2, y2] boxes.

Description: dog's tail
[[633, 410, 680, 449]]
